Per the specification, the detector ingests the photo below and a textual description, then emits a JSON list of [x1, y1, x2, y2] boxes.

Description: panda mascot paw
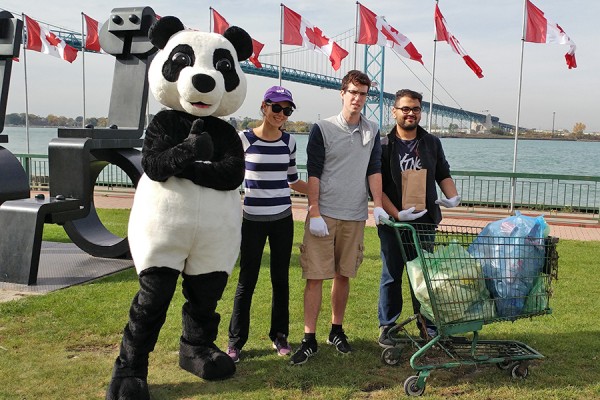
[[106, 377, 149, 400], [187, 119, 214, 162], [179, 341, 236, 381], [106, 14, 252, 399]]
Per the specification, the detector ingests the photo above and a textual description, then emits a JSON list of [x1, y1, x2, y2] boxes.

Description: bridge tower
[[362, 45, 389, 131]]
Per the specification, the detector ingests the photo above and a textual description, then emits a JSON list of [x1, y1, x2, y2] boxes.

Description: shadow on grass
[[140, 330, 600, 398]]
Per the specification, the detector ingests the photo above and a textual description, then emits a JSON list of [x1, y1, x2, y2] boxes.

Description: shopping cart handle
[[380, 216, 395, 226], [380, 217, 418, 231]]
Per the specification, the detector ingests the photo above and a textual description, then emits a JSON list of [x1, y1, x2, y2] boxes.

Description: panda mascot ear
[[222, 26, 253, 61], [149, 16, 185, 50]]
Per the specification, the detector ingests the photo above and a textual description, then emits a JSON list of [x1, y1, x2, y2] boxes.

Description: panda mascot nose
[[192, 74, 216, 93]]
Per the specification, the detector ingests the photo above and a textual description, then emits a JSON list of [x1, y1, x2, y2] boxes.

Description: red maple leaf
[[304, 26, 330, 48], [380, 26, 399, 46], [45, 31, 61, 47]]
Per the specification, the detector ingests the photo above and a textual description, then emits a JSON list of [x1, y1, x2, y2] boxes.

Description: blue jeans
[[377, 223, 435, 328]]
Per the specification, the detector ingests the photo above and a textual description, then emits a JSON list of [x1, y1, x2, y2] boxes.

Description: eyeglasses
[[267, 103, 294, 116], [346, 89, 368, 98], [394, 106, 422, 115]]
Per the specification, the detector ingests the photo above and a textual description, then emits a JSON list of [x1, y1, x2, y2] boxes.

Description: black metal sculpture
[[0, 11, 29, 204], [0, 7, 158, 285]]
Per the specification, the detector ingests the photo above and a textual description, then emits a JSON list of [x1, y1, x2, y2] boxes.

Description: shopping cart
[[379, 218, 559, 397]]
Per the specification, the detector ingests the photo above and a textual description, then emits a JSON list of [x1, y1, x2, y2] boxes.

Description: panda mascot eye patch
[[163, 44, 196, 82], [213, 49, 239, 92]]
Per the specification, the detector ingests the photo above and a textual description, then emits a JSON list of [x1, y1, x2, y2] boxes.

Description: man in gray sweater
[[291, 70, 388, 365]]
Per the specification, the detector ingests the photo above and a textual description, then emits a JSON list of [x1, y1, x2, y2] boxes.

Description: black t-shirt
[[394, 136, 421, 172]]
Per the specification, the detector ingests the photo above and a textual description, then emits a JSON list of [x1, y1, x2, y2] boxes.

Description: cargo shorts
[[299, 215, 365, 279]]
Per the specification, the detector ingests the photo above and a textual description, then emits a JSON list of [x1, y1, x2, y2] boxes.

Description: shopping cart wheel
[[381, 347, 401, 366], [496, 360, 516, 370], [404, 375, 426, 396], [510, 363, 529, 379]]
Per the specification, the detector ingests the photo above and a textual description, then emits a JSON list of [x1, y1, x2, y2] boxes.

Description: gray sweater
[[306, 113, 381, 221]]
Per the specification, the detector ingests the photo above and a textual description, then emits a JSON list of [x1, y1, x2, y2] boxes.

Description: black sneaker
[[327, 331, 352, 354], [419, 326, 438, 340], [378, 325, 395, 348], [290, 339, 317, 365]]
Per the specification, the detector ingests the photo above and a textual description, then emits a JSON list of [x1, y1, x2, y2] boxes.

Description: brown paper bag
[[401, 169, 427, 211]]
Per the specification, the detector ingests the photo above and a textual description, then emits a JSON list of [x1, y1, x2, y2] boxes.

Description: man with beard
[[376, 89, 460, 346]]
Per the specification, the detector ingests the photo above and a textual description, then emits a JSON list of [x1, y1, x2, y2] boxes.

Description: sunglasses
[[267, 103, 294, 116]]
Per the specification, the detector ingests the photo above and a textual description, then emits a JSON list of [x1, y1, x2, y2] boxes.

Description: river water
[[2, 126, 599, 176]]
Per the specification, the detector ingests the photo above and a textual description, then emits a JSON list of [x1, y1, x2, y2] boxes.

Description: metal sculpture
[[0, 7, 158, 284]]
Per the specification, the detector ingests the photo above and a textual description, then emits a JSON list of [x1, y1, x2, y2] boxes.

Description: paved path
[[63, 189, 600, 241]]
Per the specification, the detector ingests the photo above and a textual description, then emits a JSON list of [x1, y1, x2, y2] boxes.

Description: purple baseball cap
[[263, 86, 296, 108]]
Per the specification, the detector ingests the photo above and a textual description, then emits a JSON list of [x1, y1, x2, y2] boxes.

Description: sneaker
[[272, 333, 292, 356], [290, 339, 317, 365], [378, 325, 395, 348], [327, 331, 352, 354], [419, 327, 438, 340], [226, 346, 240, 363]]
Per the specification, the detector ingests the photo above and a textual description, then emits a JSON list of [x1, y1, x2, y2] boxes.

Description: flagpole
[[279, 4, 283, 85], [428, 0, 439, 134], [353, 1, 359, 69], [510, 0, 528, 213], [81, 13, 86, 128], [209, 7, 213, 32], [22, 14, 30, 156]]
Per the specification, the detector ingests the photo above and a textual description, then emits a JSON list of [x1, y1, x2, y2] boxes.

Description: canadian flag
[[434, 5, 483, 78], [525, 0, 576, 69], [357, 3, 423, 64], [282, 5, 349, 71], [82, 13, 101, 52], [24, 15, 78, 63], [211, 8, 264, 69]]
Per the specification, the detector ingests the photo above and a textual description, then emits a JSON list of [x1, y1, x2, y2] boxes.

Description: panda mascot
[[106, 16, 252, 399]]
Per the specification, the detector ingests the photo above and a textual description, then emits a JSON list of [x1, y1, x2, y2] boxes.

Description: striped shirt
[[239, 129, 300, 218]]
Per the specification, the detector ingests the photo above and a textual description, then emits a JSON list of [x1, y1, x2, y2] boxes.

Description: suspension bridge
[[52, 23, 515, 133]]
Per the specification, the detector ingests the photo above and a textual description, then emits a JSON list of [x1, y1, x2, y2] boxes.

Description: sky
[[1, 0, 599, 132]]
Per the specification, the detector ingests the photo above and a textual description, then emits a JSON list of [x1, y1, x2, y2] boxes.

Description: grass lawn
[[0, 211, 599, 399]]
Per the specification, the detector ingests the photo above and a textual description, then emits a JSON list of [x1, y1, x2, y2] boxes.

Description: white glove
[[309, 216, 329, 237], [397, 207, 428, 221], [435, 195, 461, 208], [373, 207, 389, 225]]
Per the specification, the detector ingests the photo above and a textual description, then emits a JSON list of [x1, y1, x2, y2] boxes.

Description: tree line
[[5, 113, 109, 128], [5, 112, 592, 139], [5, 112, 314, 132]]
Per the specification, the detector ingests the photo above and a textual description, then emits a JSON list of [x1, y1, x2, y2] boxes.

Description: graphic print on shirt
[[397, 138, 422, 172]]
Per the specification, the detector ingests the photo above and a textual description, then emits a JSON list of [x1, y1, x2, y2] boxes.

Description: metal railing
[[17, 153, 134, 191], [14, 155, 600, 221], [452, 170, 600, 217]]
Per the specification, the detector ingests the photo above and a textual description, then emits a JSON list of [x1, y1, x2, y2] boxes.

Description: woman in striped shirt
[[227, 86, 307, 362]]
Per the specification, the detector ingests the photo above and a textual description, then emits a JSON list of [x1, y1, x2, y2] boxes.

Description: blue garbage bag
[[467, 212, 549, 318]]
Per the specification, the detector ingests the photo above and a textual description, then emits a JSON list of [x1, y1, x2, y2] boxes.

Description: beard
[[398, 119, 419, 130]]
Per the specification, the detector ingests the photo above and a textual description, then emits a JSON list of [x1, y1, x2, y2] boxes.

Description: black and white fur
[[106, 16, 251, 400]]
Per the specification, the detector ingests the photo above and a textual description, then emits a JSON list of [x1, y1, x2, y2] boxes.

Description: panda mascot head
[[148, 16, 252, 116], [106, 17, 253, 399]]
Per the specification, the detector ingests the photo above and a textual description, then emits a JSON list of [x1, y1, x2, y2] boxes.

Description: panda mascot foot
[[179, 341, 236, 381], [106, 376, 150, 400]]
